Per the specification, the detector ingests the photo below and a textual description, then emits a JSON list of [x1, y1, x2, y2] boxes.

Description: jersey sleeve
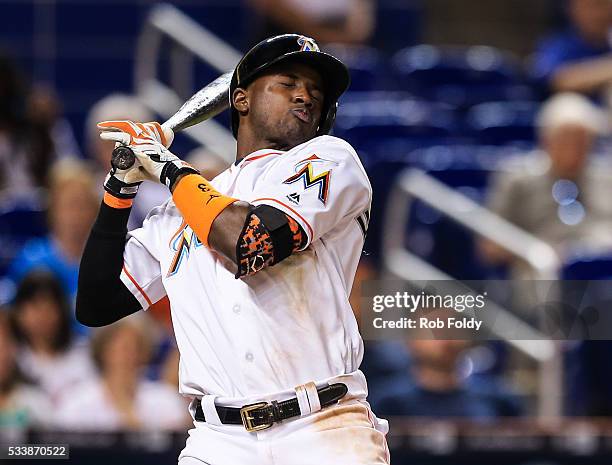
[[119, 205, 167, 310], [247, 136, 371, 248]]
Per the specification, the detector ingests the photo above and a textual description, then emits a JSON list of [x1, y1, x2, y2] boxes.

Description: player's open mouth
[[291, 108, 312, 124]]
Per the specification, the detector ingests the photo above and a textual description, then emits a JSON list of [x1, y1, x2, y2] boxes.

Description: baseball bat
[[110, 71, 233, 170]]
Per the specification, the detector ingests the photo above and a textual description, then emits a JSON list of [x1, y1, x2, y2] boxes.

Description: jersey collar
[[234, 149, 284, 167]]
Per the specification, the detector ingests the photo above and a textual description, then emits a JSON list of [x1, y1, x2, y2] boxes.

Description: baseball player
[[77, 34, 389, 465]]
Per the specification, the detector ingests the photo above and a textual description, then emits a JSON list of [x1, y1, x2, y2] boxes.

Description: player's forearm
[[209, 202, 251, 269], [173, 172, 256, 268], [171, 174, 305, 277], [171, 173, 243, 265], [76, 201, 141, 326], [551, 55, 612, 93]]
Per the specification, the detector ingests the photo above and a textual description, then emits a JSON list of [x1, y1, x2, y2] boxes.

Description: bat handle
[[111, 146, 136, 170]]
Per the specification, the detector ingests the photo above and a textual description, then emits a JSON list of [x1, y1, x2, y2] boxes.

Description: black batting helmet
[[230, 34, 350, 138]]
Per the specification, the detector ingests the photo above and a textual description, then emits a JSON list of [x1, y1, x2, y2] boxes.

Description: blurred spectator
[[0, 52, 55, 193], [84, 93, 170, 229], [532, 0, 612, 96], [348, 254, 378, 325], [376, 338, 523, 419], [0, 311, 52, 441], [11, 272, 94, 407], [27, 84, 81, 160], [423, 0, 551, 58], [7, 159, 98, 311], [55, 315, 188, 431], [85, 93, 150, 176], [159, 345, 181, 389], [347, 259, 414, 408], [481, 93, 612, 271], [184, 146, 229, 179], [247, 0, 375, 45], [361, 340, 412, 411]]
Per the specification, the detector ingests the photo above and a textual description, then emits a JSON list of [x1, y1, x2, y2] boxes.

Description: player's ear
[[232, 88, 249, 116]]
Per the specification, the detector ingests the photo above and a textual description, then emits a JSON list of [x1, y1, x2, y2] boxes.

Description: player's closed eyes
[[279, 81, 321, 102]]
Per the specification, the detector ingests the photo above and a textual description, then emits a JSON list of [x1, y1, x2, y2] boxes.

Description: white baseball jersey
[[119, 135, 372, 401]]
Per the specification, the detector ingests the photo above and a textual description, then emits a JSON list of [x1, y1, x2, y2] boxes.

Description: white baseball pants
[[177, 399, 390, 465]]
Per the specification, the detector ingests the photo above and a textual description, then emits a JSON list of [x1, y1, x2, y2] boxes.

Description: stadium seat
[[562, 253, 612, 280], [392, 45, 533, 107], [335, 95, 462, 161], [405, 145, 518, 278], [558, 251, 612, 335], [560, 252, 612, 415], [373, 0, 424, 51], [366, 145, 517, 279], [465, 101, 538, 146], [323, 45, 386, 91], [407, 144, 523, 190]]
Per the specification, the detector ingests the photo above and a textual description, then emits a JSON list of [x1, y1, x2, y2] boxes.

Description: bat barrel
[[163, 71, 232, 132], [108, 71, 232, 172]]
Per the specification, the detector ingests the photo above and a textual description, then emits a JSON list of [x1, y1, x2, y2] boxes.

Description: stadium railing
[[133, 3, 239, 162], [382, 167, 563, 419]]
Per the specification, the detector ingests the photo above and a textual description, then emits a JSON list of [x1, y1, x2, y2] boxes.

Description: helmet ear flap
[[317, 101, 338, 136]]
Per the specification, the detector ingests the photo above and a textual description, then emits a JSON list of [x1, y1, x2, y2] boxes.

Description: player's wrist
[[104, 171, 141, 200], [169, 171, 192, 193], [102, 191, 135, 209], [160, 160, 199, 190]]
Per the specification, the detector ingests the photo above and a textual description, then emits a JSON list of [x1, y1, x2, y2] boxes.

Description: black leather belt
[[194, 383, 348, 432]]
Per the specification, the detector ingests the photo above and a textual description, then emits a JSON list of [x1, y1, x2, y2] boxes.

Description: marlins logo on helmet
[[297, 36, 319, 52]]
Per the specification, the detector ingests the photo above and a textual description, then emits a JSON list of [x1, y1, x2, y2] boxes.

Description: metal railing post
[[383, 168, 564, 421]]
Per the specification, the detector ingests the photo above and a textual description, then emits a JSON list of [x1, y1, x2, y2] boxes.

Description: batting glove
[[103, 153, 148, 199], [97, 120, 174, 148], [106, 136, 199, 190], [98, 120, 175, 198]]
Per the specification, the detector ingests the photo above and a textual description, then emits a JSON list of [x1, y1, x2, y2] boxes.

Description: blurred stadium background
[[2, 0, 612, 463]]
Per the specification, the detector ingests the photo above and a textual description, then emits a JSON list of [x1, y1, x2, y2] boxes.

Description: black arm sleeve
[[76, 202, 142, 327]]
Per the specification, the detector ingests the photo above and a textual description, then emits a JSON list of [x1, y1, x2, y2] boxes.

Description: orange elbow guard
[[172, 174, 237, 246]]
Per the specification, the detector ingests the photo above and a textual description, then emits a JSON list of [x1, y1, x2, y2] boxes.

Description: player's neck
[[236, 137, 289, 162], [235, 126, 295, 161]]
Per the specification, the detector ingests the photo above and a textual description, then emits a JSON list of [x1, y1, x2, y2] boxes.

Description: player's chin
[[281, 119, 317, 147]]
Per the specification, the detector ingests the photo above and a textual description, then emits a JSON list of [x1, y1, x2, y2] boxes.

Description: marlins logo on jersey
[[167, 221, 203, 277], [283, 154, 334, 204]]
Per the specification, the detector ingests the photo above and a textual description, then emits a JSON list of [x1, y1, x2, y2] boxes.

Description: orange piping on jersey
[[241, 152, 282, 166], [168, 220, 187, 247], [122, 264, 153, 306], [252, 197, 314, 239], [103, 192, 133, 209]]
